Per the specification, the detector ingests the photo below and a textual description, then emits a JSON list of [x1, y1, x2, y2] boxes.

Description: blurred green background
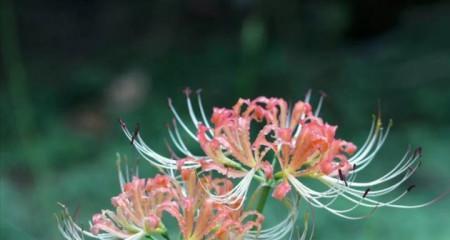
[[1, 0, 450, 239]]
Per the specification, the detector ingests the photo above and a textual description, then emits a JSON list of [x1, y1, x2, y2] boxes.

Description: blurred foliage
[[1, 0, 450, 239]]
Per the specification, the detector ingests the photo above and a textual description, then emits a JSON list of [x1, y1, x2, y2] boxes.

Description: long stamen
[[288, 175, 377, 220], [304, 89, 312, 103], [196, 89, 214, 137], [201, 169, 256, 210], [313, 91, 326, 117], [168, 98, 197, 140], [121, 120, 200, 170], [246, 198, 299, 240]]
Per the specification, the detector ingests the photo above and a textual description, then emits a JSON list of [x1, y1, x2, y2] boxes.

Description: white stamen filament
[[288, 175, 377, 220], [167, 126, 192, 156], [185, 93, 213, 141], [304, 90, 312, 104], [168, 99, 198, 140], [196, 90, 214, 136], [313, 94, 325, 117], [245, 207, 297, 240], [202, 168, 256, 210], [350, 123, 391, 172], [121, 124, 200, 170]]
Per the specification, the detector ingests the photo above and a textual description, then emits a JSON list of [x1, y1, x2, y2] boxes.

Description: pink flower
[[73, 164, 266, 240], [89, 175, 178, 238], [117, 89, 446, 221], [57, 90, 447, 240], [171, 169, 265, 240], [274, 115, 357, 180]]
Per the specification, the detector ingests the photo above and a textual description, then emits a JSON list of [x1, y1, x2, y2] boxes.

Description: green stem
[[161, 232, 170, 240], [255, 184, 271, 214]]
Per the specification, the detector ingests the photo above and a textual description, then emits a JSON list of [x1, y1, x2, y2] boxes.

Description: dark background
[[1, 0, 450, 239]]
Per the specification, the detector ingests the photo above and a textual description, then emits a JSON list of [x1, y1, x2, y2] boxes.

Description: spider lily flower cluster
[[57, 89, 447, 240], [92, 170, 266, 240], [57, 161, 300, 240]]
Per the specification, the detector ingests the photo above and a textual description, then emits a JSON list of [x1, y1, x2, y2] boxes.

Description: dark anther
[[168, 98, 173, 106], [304, 118, 312, 124], [353, 164, 357, 171], [73, 204, 81, 221], [183, 87, 192, 97], [118, 118, 126, 128], [407, 185, 416, 192], [363, 188, 371, 198], [165, 139, 179, 159], [196, 88, 203, 94], [319, 90, 328, 98], [131, 123, 141, 144], [414, 147, 423, 157], [172, 118, 177, 126], [338, 169, 348, 186]]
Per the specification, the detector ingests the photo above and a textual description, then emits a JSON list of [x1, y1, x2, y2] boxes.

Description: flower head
[[89, 175, 178, 239], [118, 90, 447, 220], [57, 158, 275, 240], [261, 93, 446, 219], [58, 89, 448, 240]]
